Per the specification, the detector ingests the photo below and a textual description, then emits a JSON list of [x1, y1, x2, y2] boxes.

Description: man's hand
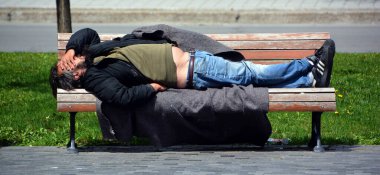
[[150, 83, 167, 92], [58, 49, 76, 70]]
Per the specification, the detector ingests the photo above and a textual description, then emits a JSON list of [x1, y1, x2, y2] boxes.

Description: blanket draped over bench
[[132, 24, 245, 61], [98, 85, 270, 147]]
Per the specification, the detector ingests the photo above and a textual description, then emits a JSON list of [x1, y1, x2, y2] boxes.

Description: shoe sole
[[319, 39, 335, 87]]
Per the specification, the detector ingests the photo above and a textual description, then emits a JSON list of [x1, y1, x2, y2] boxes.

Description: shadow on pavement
[[76, 144, 357, 153]]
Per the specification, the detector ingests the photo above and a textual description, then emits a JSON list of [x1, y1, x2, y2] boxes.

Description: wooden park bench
[[57, 32, 336, 153]]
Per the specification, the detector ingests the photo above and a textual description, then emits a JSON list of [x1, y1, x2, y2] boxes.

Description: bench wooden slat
[[57, 90, 336, 102], [206, 33, 331, 41], [58, 103, 97, 112], [269, 102, 336, 112], [58, 33, 125, 41], [57, 94, 97, 102], [249, 60, 293, 64], [57, 88, 336, 112], [239, 50, 316, 59], [269, 93, 335, 102], [57, 101, 336, 112], [58, 88, 91, 94], [58, 33, 331, 41], [58, 41, 69, 50], [269, 88, 335, 93], [219, 40, 326, 50]]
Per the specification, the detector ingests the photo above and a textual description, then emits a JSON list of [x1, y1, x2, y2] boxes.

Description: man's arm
[[66, 28, 100, 55], [59, 28, 101, 70], [82, 64, 158, 107]]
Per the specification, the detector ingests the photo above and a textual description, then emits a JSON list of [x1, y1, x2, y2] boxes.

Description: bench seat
[[57, 88, 336, 112]]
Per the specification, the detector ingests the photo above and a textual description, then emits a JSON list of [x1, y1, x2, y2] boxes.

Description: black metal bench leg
[[308, 112, 325, 152], [67, 112, 78, 153]]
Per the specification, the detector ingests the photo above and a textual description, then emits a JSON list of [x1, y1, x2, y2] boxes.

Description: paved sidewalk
[[1, 145, 379, 174], [0, 0, 380, 24]]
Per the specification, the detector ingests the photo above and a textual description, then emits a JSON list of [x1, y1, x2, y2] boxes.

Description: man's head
[[57, 55, 88, 80], [49, 55, 90, 98]]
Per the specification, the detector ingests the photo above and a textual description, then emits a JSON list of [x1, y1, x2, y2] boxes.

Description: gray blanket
[[132, 24, 245, 61], [98, 85, 271, 147]]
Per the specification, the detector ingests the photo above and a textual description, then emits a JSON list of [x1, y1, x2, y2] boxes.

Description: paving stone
[[2, 145, 379, 174]]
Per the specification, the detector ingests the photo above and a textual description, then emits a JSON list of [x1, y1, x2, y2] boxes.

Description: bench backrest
[[57, 32, 335, 112]]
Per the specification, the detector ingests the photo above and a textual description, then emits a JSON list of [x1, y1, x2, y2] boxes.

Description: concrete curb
[[1, 8, 380, 24]]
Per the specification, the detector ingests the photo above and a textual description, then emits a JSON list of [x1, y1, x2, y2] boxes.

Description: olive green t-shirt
[[93, 43, 177, 87]]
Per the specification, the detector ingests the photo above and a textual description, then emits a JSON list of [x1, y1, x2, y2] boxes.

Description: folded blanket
[[99, 85, 271, 147]]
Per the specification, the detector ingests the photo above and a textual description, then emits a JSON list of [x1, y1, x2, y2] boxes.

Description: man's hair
[[49, 63, 81, 98]]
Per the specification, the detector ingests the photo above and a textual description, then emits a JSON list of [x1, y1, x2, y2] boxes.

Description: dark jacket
[[82, 59, 155, 108], [66, 28, 101, 56]]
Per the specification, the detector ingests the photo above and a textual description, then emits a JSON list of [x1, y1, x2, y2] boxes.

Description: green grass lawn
[[0, 52, 379, 146]]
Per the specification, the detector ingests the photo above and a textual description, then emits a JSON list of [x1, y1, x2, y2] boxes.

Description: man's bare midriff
[[172, 47, 190, 88]]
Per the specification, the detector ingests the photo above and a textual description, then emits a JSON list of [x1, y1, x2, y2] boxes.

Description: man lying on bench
[[51, 28, 334, 107]]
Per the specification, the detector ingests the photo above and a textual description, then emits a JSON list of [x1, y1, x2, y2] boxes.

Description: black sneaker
[[313, 39, 335, 87], [306, 55, 320, 66]]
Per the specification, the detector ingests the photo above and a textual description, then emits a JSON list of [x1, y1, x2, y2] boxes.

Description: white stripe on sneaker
[[317, 64, 324, 72], [318, 69, 323, 75], [318, 61, 325, 67], [307, 60, 315, 66]]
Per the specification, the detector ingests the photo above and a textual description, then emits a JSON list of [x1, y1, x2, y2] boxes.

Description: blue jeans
[[192, 51, 314, 89]]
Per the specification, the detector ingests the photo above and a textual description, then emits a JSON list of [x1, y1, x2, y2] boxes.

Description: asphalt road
[[0, 23, 379, 53]]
